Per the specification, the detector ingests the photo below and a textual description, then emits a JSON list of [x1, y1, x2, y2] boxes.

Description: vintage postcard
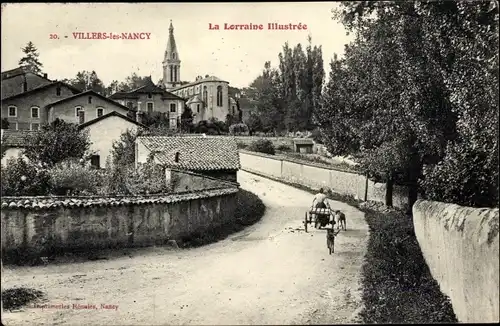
[[1, 2, 498, 325]]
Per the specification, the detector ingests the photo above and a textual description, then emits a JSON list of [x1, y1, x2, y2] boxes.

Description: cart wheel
[[304, 213, 308, 233]]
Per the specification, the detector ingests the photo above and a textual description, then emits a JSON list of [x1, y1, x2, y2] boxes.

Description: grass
[[179, 189, 266, 248], [240, 168, 457, 323], [359, 208, 457, 323], [2, 287, 45, 311]]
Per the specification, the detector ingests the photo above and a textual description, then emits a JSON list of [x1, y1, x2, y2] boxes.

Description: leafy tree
[[245, 112, 263, 136], [141, 112, 169, 129], [18, 41, 43, 75], [23, 119, 91, 167], [316, 1, 468, 209], [180, 107, 194, 133], [66, 70, 106, 94], [0, 157, 52, 196]]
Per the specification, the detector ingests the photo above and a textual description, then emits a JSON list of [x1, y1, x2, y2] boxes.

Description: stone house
[[1, 79, 81, 131], [78, 111, 147, 168], [135, 135, 240, 182], [108, 77, 185, 129]]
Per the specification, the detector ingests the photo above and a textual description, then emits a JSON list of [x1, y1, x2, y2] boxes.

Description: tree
[[18, 41, 43, 75], [315, 1, 467, 209], [66, 70, 106, 94], [23, 119, 91, 167], [181, 107, 194, 133], [141, 112, 169, 129], [245, 112, 263, 135]]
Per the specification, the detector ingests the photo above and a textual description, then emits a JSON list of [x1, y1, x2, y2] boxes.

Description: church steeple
[[163, 20, 181, 90]]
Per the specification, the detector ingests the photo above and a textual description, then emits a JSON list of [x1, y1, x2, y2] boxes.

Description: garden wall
[[412, 200, 499, 323], [239, 150, 409, 208], [1, 187, 239, 261]]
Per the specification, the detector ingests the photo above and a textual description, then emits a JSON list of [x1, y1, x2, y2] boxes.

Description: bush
[[248, 139, 275, 155], [48, 159, 103, 196], [236, 142, 248, 149], [229, 123, 249, 135], [276, 144, 292, 152], [1, 157, 52, 196], [123, 158, 169, 195]]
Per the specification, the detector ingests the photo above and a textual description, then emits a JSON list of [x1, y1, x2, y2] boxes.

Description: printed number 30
[[49, 34, 59, 39]]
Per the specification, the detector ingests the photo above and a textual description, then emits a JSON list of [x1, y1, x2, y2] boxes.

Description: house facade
[[79, 111, 147, 168], [108, 77, 185, 129], [1, 67, 53, 99], [135, 135, 240, 182], [47, 90, 131, 125], [1, 81, 81, 130]]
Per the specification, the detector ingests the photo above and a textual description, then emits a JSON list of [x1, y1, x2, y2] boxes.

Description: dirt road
[[1, 171, 369, 325]]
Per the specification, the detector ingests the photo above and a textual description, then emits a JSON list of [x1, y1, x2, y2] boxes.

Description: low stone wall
[[239, 150, 409, 208], [231, 136, 295, 148], [168, 168, 238, 193], [1, 187, 239, 261], [412, 200, 499, 323]]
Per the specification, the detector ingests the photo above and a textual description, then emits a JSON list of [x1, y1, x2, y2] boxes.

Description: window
[[217, 86, 223, 107], [12, 122, 18, 130], [97, 108, 104, 117], [170, 66, 173, 82], [31, 107, 39, 118], [172, 53, 176, 59], [88, 96, 92, 104], [203, 86, 208, 104], [170, 103, 176, 113], [75, 106, 83, 117], [8, 106, 17, 117], [197, 104, 200, 113], [56, 86, 61, 96], [90, 155, 100, 169], [148, 93, 152, 99], [30, 123, 40, 131], [147, 102, 154, 113]]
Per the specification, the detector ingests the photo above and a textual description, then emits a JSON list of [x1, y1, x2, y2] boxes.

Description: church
[[161, 21, 239, 124]]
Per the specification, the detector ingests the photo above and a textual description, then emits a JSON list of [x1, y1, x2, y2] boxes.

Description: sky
[[1, 2, 353, 89]]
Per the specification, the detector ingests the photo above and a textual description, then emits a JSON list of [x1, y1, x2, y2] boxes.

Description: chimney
[[175, 152, 180, 163], [136, 111, 143, 124], [43, 73, 48, 79]]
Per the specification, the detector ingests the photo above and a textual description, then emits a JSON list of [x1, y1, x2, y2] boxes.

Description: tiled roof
[[1, 69, 53, 100], [2, 81, 82, 101], [1, 129, 40, 147], [78, 111, 148, 129], [45, 90, 132, 111], [108, 81, 184, 101], [138, 136, 241, 171], [1, 187, 239, 210], [108, 92, 140, 100]]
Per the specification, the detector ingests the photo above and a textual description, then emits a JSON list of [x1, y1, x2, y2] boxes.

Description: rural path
[[2, 170, 369, 325]]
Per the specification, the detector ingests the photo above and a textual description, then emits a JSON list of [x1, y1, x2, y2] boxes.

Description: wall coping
[[1, 187, 239, 210], [239, 149, 361, 174]]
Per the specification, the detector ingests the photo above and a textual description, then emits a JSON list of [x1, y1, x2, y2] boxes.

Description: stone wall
[[239, 150, 409, 208], [412, 200, 499, 323], [1, 187, 238, 261], [168, 168, 238, 193]]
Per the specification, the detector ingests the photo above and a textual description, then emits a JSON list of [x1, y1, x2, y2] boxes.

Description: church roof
[[170, 75, 229, 91], [164, 20, 179, 61]]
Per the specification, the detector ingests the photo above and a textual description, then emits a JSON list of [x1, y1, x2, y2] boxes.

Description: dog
[[334, 210, 346, 231], [326, 228, 336, 255]]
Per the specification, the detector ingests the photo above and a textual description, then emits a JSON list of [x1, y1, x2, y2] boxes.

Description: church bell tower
[[163, 20, 181, 90]]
